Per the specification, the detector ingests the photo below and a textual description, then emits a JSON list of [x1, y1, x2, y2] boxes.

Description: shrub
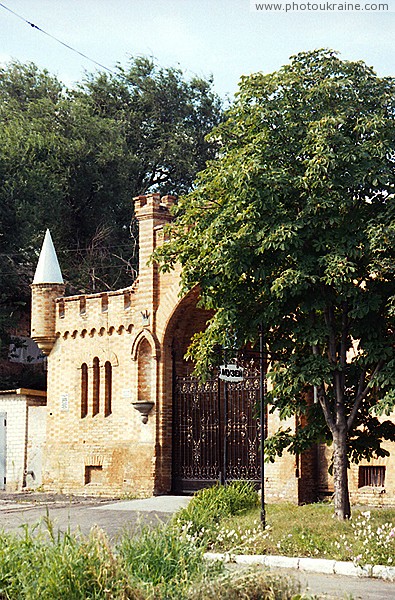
[[174, 481, 259, 542]]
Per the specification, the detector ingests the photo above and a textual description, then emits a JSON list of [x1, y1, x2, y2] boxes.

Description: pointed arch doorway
[[163, 289, 261, 494], [172, 361, 262, 494]]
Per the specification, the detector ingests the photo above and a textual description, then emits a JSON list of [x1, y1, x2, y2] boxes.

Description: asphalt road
[[0, 493, 394, 600], [278, 569, 395, 600]]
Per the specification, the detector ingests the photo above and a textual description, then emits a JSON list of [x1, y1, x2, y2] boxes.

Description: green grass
[[174, 481, 259, 544], [0, 483, 312, 599], [207, 502, 395, 566], [0, 519, 307, 600], [1, 485, 390, 598]]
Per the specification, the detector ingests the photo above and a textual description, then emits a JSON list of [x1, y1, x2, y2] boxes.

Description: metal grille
[[358, 466, 385, 488], [172, 360, 261, 493], [226, 360, 261, 482]]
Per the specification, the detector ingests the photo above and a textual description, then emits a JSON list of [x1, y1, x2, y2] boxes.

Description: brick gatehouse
[[30, 194, 395, 505]]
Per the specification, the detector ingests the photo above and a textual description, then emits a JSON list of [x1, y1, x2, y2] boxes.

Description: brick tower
[[31, 230, 65, 355]]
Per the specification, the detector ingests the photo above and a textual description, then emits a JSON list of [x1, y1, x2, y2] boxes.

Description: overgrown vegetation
[[0, 483, 306, 600], [174, 481, 259, 540], [1, 484, 393, 597], [206, 502, 395, 567]]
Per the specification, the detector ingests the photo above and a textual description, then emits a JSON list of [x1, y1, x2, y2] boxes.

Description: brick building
[[30, 193, 395, 504], [0, 388, 47, 491]]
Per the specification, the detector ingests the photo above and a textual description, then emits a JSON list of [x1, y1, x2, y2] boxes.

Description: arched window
[[81, 363, 88, 418], [92, 357, 100, 416], [104, 361, 112, 417]]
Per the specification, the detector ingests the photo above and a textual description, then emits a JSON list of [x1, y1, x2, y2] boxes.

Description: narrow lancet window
[[92, 357, 100, 416], [81, 363, 88, 418], [104, 361, 112, 417]]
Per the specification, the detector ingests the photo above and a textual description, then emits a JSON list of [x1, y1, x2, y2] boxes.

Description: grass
[[186, 568, 303, 600], [205, 502, 395, 566], [174, 480, 259, 543], [0, 521, 305, 600], [0, 483, 391, 598], [0, 484, 309, 599]]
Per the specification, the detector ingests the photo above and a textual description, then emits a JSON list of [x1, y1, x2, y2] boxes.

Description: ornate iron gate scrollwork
[[172, 359, 261, 493]]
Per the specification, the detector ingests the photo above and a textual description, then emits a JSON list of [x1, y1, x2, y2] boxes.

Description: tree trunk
[[332, 428, 351, 519]]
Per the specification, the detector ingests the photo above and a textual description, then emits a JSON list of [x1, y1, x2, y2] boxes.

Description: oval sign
[[219, 364, 244, 382]]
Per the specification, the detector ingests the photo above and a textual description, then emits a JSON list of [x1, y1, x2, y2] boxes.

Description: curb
[[204, 552, 395, 582]]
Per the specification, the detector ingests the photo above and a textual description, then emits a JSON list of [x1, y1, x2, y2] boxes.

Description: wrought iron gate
[[172, 360, 261, 493]]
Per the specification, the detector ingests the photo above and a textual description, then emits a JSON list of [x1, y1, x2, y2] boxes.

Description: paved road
[[0, 494, 190, 539], [0, 493, 394, 600], [276, 569, 395, 600]]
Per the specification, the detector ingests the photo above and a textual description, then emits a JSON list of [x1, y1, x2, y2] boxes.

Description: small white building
[[0, 388, 47, 491]]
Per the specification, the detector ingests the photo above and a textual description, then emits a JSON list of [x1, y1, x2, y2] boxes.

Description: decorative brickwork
[[30, 194, 395, 505]]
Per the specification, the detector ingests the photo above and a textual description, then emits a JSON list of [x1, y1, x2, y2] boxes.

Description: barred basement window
[[104, 361, 112, 417], [81, 363, 88, 418], [92, 357, 100, 416], [358, 466, 385, 488]]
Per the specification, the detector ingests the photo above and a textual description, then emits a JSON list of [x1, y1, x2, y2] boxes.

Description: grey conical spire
[[32, 230, 64, 284]]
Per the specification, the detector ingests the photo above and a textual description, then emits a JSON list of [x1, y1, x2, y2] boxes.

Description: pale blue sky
[[0, 0, 394, 98]]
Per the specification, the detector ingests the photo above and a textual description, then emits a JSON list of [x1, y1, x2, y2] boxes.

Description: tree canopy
[[0, 58, 222, 385], [155, 50, 395, 518]]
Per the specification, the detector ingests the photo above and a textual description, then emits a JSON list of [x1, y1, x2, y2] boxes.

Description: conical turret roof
[[32, 230, 64, 284]]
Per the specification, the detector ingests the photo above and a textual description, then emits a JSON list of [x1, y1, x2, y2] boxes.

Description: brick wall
[[0, 389, 46, 491], [35, 193, 391, 505]]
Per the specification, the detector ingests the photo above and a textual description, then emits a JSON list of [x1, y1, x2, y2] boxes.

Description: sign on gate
[[219, 364, 244, 382]]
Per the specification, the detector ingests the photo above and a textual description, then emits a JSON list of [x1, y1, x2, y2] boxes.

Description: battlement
[[134, 193, 176, 217], [55, 286, 136, 337], [32, 194, 177, 352]]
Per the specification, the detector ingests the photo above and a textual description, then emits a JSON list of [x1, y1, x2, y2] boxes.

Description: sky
[[0, 0, 394, 99]]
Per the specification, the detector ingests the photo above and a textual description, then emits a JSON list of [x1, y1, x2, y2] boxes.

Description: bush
[[174, 481, 259, 542]]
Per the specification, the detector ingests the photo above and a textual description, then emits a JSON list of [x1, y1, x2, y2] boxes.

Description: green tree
[[0, 59, 222, 386], [155, 50, 395, 519]]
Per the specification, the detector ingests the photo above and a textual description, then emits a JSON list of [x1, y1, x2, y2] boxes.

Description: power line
[[0, 2, 117, 77]]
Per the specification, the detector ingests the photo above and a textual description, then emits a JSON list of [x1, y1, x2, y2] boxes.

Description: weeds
[[0, 524, 127, 599], [174, 481, 259, 544], [186, 567, 302, 600], [207, 502, 395, 566], [117, 520, 223, 598], [346, 511, 395, 567], [0, 485, 391, 598]]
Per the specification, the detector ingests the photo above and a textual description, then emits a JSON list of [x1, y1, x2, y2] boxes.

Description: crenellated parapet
[[54, 286, 136, 337]]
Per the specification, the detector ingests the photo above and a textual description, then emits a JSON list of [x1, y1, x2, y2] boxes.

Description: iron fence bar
[[223, 379, 228, 485], [218, 369, 224, 485], [259, 325, 266, 528]]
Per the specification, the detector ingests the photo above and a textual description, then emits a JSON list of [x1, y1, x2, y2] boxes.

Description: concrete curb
[[204, 552, 395, 582]]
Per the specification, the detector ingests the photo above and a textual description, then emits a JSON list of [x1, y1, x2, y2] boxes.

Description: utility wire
[[0, 1, 117, 77]]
